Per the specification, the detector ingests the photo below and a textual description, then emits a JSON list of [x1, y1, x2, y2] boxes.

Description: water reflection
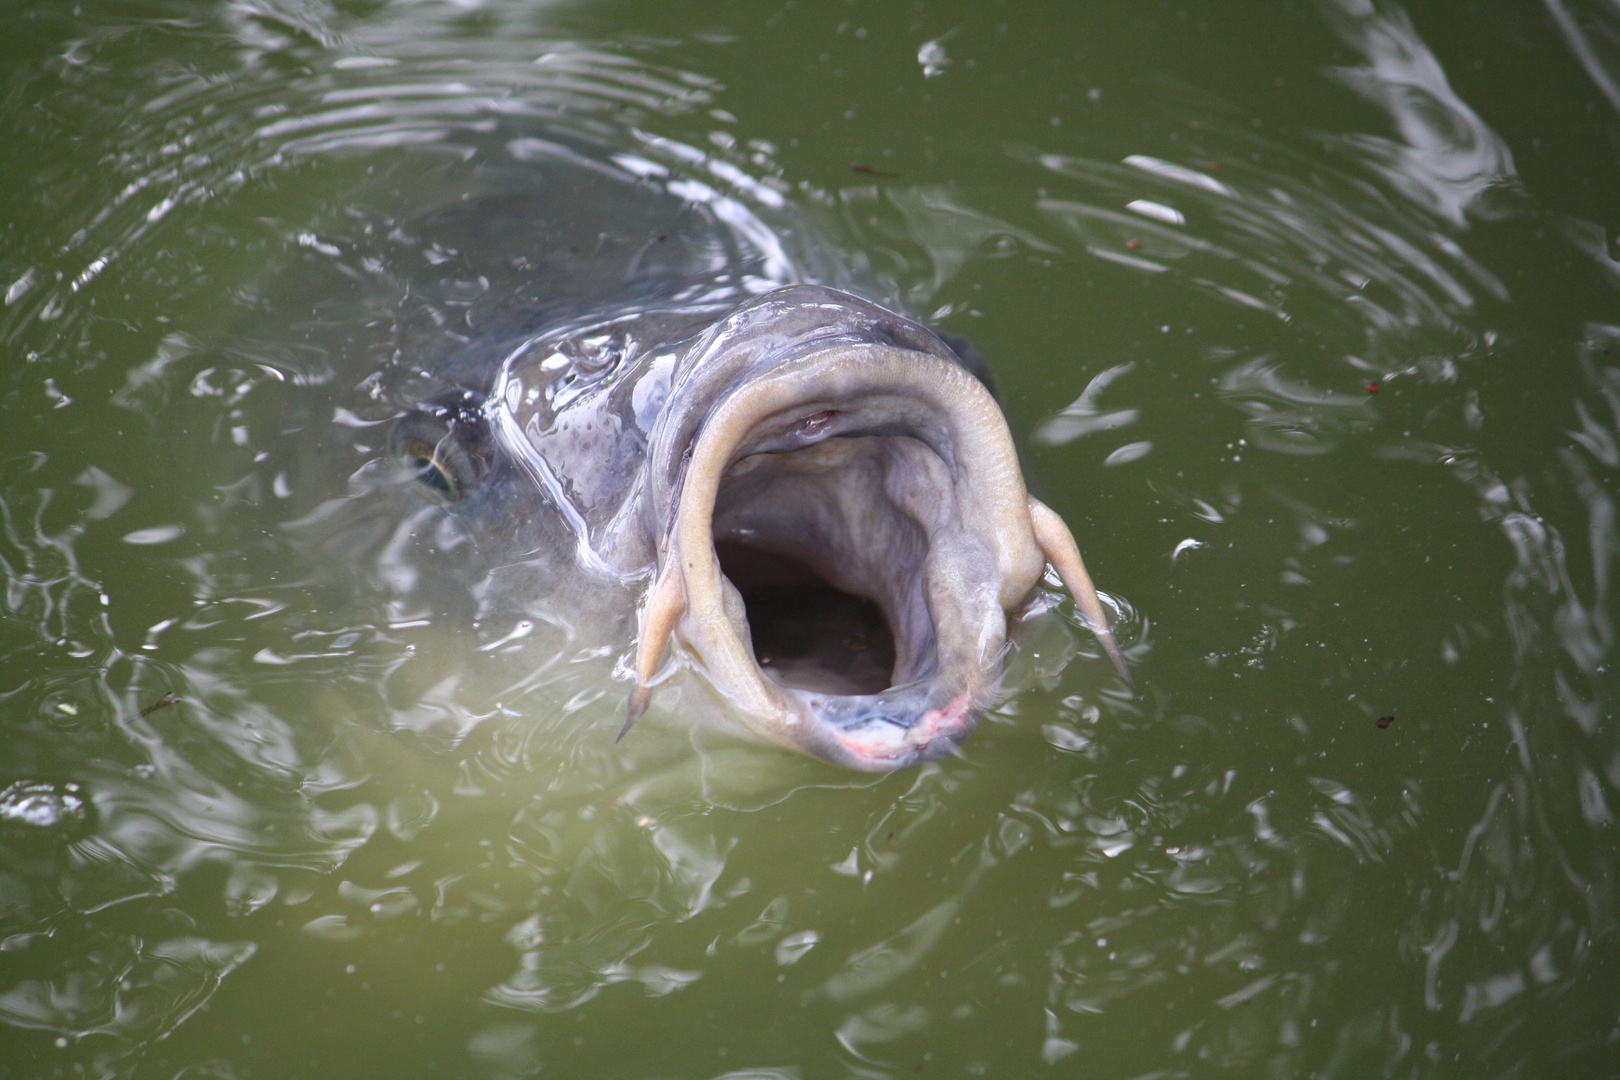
[[832, 184, 1058, 307], [994, 1, 1618, 1073], [1546, 0, 1620, 116], [1323, 0, 1520, 224], [1, 1, 824, 1070], [1031, 144, 1501, 353], [0, 934, 257, 1055]]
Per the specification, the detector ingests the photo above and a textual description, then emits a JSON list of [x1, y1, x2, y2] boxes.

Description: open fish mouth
[[626, 288, 1128, 770]]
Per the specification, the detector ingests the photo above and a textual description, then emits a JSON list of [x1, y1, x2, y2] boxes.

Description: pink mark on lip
[[836, 693, 976, 763], [907, 693, 973, 748]]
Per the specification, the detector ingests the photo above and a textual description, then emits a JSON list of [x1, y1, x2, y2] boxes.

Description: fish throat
[[714, 429, 957, 698]]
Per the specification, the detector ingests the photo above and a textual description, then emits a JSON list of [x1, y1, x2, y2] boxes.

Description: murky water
[[3, 0, 1619, 1076]]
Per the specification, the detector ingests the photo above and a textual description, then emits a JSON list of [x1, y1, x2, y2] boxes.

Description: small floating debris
[[1171, 538, 1206, 561], [1375, 715, 1394, 729], [917, 37, 951, 78], [1367, 382, 1380, 394], [122, 524, 185, 545], [849, 162, 899, 178], [121, 692, 178, 723]]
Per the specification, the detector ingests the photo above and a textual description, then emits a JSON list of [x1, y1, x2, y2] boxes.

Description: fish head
[[631, 285, 1125, 771]]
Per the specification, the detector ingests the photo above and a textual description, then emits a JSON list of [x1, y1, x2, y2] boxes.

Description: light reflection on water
[[0, 0, 1617, 1077]]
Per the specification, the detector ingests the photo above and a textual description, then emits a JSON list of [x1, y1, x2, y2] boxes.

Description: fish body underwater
[[277, 126, 1127, 771]]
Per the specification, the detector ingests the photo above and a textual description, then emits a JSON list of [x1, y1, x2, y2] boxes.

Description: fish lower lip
[[801, 689, 978, 770]]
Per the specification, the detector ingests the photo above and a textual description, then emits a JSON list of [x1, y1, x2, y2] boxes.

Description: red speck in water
[[1125, 238, 1141, 250], [1376, 715, 1394, 729], [1367, 382, 1380, 394]]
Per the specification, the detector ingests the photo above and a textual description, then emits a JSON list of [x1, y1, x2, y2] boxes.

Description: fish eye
[[389, 390, 491, 502], [397, 433, 467, 498]]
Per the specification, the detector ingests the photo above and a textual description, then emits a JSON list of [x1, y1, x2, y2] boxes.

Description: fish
[[318, 129, 1129, 771]]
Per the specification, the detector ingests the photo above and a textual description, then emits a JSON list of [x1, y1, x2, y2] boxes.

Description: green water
[[2, 0, 1618, 1077]]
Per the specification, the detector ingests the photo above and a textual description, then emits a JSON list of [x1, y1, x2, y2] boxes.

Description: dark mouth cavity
[[711, 430, 949, 702], [714, 541, 896, 696]]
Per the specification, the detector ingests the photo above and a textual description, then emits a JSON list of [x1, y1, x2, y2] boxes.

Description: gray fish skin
[[368, 132, 1128, 770]]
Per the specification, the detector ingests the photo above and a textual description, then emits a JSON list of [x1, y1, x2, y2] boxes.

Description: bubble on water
[[917, 38, 951, 78], [0, 780, 94, 839]]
